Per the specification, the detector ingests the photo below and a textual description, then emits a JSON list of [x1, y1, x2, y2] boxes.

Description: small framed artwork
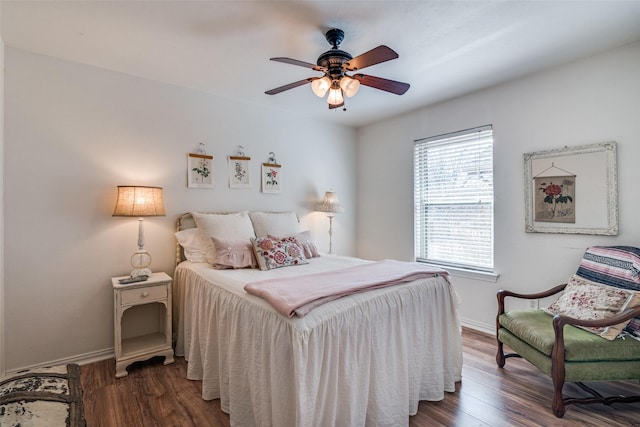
[[188, 153, 214, 188], [261, 163, 281, 193], [534, 175, 576, 223], [228, 156, 251, 188]]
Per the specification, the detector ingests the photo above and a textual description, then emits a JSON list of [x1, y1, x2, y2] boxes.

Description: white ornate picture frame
[[523, 141, 618, 235]]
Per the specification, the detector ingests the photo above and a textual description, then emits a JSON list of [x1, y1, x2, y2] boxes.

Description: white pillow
[[191, 212, 255, 263], [249, 211, 299, 237], [175, 228, 212, 263]]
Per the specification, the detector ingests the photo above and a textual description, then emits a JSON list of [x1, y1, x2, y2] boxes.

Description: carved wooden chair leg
[[551, 315, 567, 418], [552, 376, 566, 418], [496, 340, 505, 368]]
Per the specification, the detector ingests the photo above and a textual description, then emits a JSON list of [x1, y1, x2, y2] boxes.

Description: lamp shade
[[316, 189, 343, 214], [340, 76, 360, 97], [326, 88, 344, 106], [113, 186, 166, 217], [311, 76, 331, 97]]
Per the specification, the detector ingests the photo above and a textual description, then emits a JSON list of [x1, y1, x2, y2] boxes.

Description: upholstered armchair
[[496, 246, 640, 417]]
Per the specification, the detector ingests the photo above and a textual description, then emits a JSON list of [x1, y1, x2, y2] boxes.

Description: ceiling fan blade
[[353, 74, 410, 95], [270, 57, 326, 72], [344, 46, 399, 71], [265, 78, 314, 95], [328, 102, 344, 110]]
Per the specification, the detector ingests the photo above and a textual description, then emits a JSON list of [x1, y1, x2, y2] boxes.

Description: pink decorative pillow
[[296, 230, 320, 258], [191, 211, 255, 264], [211, 238, 257, 269], [251, 236, 308, 271], [543, 274, 640, 340], [269, 231, 319, 259]]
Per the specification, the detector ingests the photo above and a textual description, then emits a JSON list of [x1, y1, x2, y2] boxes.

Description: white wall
[[0, 6, 5, 376], [5, 40, 640, 370], [3, 48, 356, 371], [356, 41, 640, 333]]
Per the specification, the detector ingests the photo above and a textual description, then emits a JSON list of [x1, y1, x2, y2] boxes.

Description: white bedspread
[[174, 255, 463, 427]]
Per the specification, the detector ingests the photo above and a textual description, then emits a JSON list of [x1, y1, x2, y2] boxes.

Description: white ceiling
[[3, 1, 640, 128]]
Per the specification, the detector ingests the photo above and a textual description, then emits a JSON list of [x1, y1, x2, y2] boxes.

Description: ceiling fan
[[265, 28, 410, 110]]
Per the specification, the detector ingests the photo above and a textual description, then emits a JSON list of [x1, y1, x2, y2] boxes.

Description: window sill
[[418, 262, 499, 283]]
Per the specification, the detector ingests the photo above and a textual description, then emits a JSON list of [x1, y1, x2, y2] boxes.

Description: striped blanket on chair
[[576, 246, 640, 339]]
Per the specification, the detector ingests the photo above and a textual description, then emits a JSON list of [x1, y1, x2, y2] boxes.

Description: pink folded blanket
[[244, 259, 450, 317]]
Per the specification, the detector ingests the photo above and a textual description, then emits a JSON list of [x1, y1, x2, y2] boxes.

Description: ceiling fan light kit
[[327, 88, 344, 106], [311, 76, 331, 97], [340, 76, 360, 97], [266, 28, 409, 110]]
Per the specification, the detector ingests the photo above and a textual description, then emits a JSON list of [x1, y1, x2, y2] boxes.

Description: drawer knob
[[141, 292, 150, 298]]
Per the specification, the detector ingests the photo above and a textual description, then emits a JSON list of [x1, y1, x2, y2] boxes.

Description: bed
[[173, 211, 463, 426]]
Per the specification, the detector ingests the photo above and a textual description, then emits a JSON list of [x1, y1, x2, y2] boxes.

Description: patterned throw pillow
[[543, 274, 640, 340], [268, 230, 320, 259], [251, 236, 308, 271]]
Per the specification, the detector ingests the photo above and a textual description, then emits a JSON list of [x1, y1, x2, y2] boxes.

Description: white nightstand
[[112, 272, 174, 378]]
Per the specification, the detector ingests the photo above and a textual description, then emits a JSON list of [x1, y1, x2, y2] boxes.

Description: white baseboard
[[460, 317, 494, 336], [5, 347, 114, 376]]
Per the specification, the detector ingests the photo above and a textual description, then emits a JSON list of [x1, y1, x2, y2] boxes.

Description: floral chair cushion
[[543, 274, 640, 340]]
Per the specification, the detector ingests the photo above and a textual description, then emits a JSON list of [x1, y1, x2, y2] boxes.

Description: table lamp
[[113, 186, 166, 277], [315, 189, 343, 254]]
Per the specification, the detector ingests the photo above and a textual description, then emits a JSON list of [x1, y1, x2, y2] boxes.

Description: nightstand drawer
[[121, 285, 167, 305]]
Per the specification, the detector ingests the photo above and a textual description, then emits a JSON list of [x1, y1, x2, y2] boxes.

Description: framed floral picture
[[524, 141, 618, 235], [534, 175, 576, 223], [261, 163, 281, 194], [188, 153, 214, 188], [228, 156, 251, 188]]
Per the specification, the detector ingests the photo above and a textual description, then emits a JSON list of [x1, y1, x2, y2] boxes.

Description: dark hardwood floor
[[81, 328, 640, 426]]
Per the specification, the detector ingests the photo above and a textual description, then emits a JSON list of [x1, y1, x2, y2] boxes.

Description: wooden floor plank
[[81, 328, 640, 426]]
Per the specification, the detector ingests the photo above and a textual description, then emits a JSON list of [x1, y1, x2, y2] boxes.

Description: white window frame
[[414, 125, 495, 275]]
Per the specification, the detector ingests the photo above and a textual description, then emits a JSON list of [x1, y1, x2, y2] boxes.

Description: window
[[414, 125, 494, 271]]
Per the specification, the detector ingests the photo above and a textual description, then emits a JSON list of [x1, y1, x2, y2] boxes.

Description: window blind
[[414, 125, 494, 271]]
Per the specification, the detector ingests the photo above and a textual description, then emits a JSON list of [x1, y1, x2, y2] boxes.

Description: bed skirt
[[174, 264, 462, 426]]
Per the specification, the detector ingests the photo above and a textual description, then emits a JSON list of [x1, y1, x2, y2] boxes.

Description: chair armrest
[[552, 305, 640, 330], [496, 284, 567, 336], [497, 284, 567, 316], [551, 305, 640, 390]]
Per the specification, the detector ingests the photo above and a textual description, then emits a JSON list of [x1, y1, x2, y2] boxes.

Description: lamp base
[[327, 214, 335, 255], [130, 250, 152, 277]]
